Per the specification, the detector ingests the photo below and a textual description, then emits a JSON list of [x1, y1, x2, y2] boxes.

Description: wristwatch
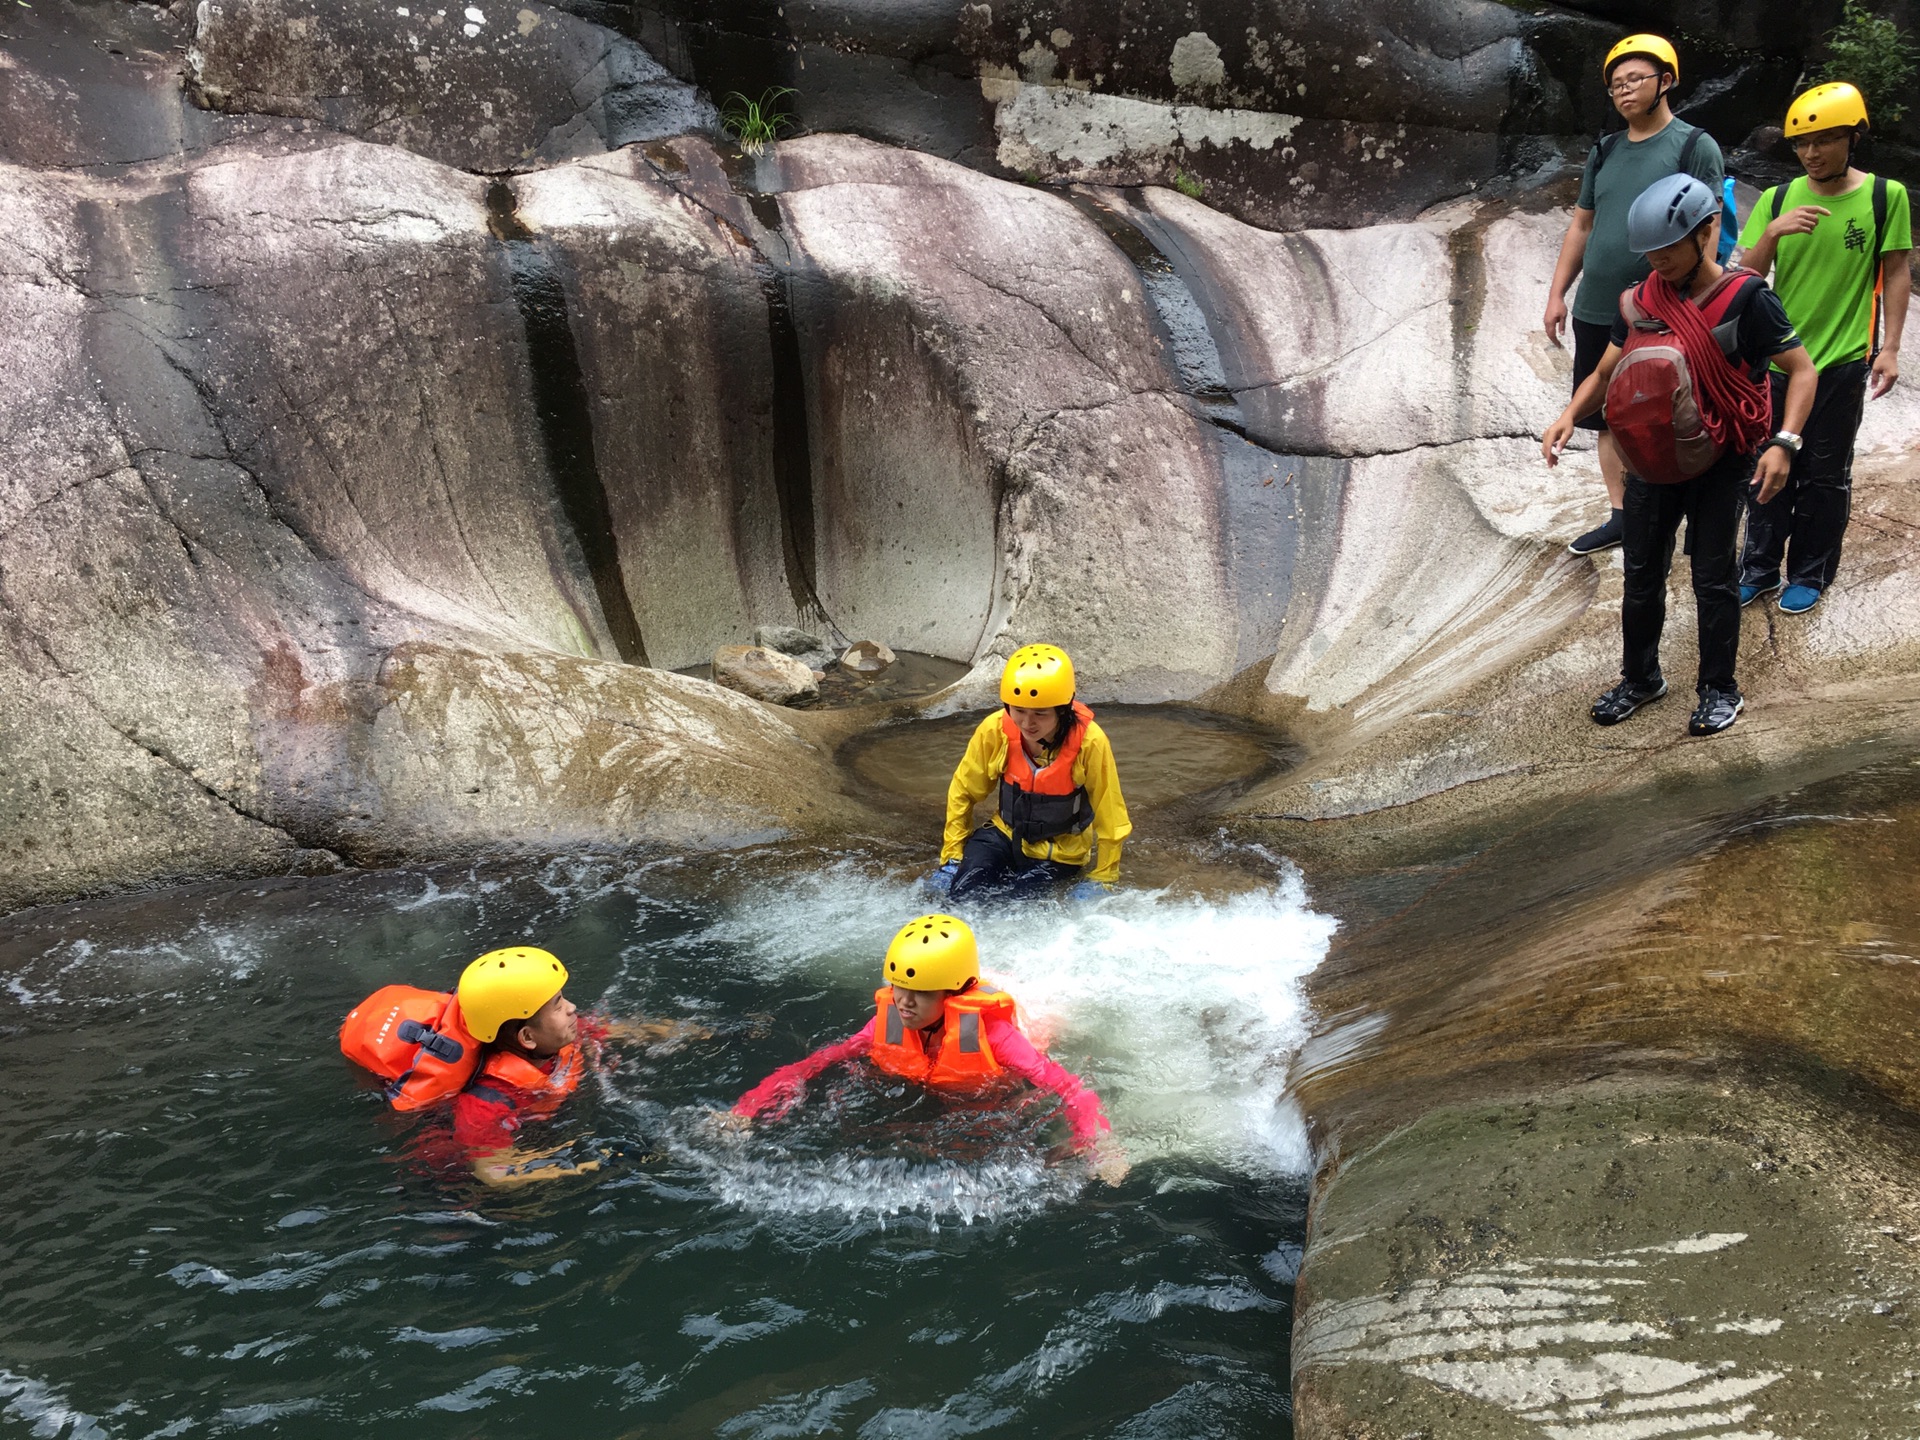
[[1766, 430, 1803, 454]]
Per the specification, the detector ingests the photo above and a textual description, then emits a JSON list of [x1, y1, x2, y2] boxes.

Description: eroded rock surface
[[185, 0, 714, 171], [0, 136, 858, 913], [1296, 1085, 1920, 1439], [7, 115, 1920, 912]]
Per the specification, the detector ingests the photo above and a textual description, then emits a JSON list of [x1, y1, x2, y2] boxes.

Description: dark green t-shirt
[[1572, 119, 1726, 325]]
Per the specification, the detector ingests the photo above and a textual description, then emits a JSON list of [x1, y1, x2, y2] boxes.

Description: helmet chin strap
[[1677, 231, 1709, 294]]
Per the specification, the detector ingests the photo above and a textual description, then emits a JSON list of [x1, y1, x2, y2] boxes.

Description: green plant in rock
[[1814, 0, 1918, 124], [721, 87, 798, 156], [1172, 169, 1205, 199]]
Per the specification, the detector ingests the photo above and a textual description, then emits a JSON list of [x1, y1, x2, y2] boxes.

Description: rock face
[[582, 0, 1892, 231], [6, 102, 1920, 912], [185, 0, 715, 172], [0, 134, 864, 914]]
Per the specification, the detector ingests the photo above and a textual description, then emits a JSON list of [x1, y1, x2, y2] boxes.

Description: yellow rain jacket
[[940, 711, 1132, 884]]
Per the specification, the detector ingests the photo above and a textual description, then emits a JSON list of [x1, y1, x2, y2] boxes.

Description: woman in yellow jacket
[[925, 644, 1131, 902]]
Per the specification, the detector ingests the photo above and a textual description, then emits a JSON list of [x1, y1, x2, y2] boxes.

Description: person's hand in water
[[1089, 1143, 1131, 1187], [602, 1016, 714, 1052], [702, 1109, 753, 1143], [472, 1143, 603, 1187], [923, 861, 959, 896], [1067, 880, 1113, 903]]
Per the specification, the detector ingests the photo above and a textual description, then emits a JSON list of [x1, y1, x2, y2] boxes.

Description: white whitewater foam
[[659, 855, 1338, 1181]]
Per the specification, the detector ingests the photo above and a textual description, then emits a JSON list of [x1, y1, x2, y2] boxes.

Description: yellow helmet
[[1000, 643, 1076, 708], [1786, 82, 1869, 137], [883, 914, 980, 992], [1603, 34, 1679, 84], [457, 946, 568, 1042]]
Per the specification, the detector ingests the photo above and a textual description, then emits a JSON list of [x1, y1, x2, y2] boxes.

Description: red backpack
[[1604, 269, 1764, 485]]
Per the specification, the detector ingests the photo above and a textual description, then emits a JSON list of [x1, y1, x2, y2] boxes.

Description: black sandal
[[1590, 678, 1668, 726]]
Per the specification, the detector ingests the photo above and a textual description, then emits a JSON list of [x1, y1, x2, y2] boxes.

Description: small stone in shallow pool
[[841, 640, 895, 673], [711, 644, 819, 705]]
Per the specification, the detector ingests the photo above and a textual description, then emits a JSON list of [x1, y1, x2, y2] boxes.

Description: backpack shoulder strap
[[1769, 180, 1789, 221], [1591, 130, 1624, 176], [1873, 174, 1890, 263], [1618, 279, 1643, 325], [1871, 174, 1891, 356], [1676, 123, 1704, 173], [1698, 268, 1760, 328]]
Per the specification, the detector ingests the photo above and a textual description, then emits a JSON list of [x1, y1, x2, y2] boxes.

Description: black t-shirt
[[1610, 274, 1801, 377]]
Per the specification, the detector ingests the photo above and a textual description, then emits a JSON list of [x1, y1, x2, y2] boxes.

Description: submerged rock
[[710, 644, 820, 705], [839, 640, 894, 673]]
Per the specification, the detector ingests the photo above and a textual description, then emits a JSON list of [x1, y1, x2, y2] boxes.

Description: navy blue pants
[[949, 824, 1080, 901]]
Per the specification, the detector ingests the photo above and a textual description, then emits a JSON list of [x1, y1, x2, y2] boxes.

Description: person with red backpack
[[1543, 173, 1816, 736], [1733, 82, 1912, 615]]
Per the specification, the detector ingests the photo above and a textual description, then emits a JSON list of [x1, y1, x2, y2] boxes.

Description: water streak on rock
[[485, 179, 649, 666]]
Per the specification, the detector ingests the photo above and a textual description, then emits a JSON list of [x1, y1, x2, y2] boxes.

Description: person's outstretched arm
[[732, 1020, 876, 1120], [985, 1016, 1112, 1151]]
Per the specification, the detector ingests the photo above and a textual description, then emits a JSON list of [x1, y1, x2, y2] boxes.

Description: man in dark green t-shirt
[[1734, 82, 1911, 614], [1543, 34, 1726, 556]]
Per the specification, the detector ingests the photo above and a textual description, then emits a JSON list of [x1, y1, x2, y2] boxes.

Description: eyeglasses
[[1607, 72, 1661, 95], [1789, 131, 1848, 151]]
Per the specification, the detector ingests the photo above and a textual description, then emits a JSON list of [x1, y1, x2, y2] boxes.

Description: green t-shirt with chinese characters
[[1739, 173, 1913, 371], [1572, 119, 1725, 325]]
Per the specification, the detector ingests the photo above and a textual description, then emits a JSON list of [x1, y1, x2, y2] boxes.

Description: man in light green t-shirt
[[1735, 82, 1911, 614]]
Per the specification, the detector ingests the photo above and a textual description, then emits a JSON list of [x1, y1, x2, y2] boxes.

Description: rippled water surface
[[0, 848, 1333, 1437]]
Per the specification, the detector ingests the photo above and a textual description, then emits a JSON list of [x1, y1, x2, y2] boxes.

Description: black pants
[[949, 823, 1080, 901], [1741, 360, 1868, 592], [1621, 449, 1753, 694]]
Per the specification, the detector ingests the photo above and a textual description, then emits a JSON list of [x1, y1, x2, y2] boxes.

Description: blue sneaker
[[1740, 579, 1781, 608], [1778, 584, 1821, 614]]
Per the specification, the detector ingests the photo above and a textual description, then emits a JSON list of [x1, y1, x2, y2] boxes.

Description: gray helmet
[[1626, 173, 1719, 253]]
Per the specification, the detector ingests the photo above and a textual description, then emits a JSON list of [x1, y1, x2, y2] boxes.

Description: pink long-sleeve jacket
[[732, 1011, 1112, 1150]]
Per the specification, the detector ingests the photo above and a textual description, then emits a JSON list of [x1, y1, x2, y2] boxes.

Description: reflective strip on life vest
[[869, 986, 1018, 1086]]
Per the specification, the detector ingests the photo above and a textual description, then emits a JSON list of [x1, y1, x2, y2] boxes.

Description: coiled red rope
[[1634, 270, 1773, 455]]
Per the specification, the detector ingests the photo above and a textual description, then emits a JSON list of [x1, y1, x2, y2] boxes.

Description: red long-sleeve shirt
[[451, 1017, 608, 1154], [733, 1014, 1112, 1149]]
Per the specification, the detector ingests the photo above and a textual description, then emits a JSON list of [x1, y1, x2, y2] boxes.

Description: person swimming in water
[[341, 946, 701, 1185], [727, 914, 1129, 1184]]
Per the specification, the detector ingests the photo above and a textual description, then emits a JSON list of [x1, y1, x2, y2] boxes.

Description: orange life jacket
[[870, 984, 1020, 1088], [997, 701, 1096, 844], [461, 1043, 586, 1120], [339, 985, 483, 1112]]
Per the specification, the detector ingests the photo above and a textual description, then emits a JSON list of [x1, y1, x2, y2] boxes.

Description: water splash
[[636, 852, 1338, 1192]]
